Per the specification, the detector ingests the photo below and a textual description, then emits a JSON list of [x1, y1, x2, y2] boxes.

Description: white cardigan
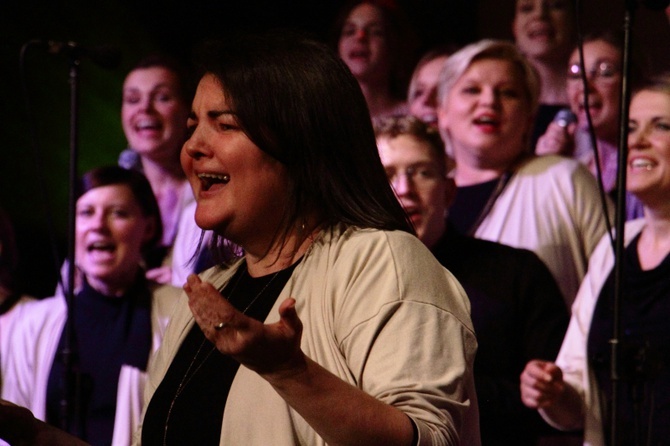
[[473, 155, 612, 306], [543, 218, 646, 445], [1, 283, 181, 446]]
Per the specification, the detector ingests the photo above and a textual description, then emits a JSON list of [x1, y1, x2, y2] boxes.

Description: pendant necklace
[[162, 265, 280, 446]]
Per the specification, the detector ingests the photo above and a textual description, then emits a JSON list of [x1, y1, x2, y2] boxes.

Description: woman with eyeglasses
[[536, 31, 623, 185], [437, 39, 611, 307], [536, 31, 649, 219], [537, 33, 645, 186]]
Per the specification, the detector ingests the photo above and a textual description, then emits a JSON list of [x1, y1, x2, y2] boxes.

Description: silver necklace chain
[[162, 266, 280, 445]]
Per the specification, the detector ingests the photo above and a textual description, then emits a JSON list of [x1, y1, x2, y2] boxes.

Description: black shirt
[[448, 178, 500, 236], [142, 260, 299, 446], [46, 275, 152, 446], [588, 234, 670, 445], [432, 227, 569, 444]]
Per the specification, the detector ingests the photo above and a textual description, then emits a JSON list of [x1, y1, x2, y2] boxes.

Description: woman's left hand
[[184, 274, 306, 377]]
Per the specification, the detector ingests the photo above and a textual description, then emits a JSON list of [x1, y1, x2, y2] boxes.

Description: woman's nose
[[87, 211, 107, 230], [628, 126, 650, 150], [183, 128, 210, 161], [576, 73, 599, 93], [480, 88, 498, 106], [136, 95, 154, 112]]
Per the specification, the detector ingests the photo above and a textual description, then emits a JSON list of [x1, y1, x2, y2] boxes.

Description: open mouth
[[87, 241, 115, 252], [577, 101, 603, 120], [474, 115, 498, 124], [135, 119, 162, 132], [629, 158, 656, 171], [527, 25, 554, 40], [420, 112, 438, 124], [349, 49, 369, 60], [473, 115, 500, 130], [198, 173, 230, 191]]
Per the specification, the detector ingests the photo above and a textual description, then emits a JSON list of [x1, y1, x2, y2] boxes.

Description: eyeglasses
[[568, 60, 620, 84], [385, 165, 445, 188]]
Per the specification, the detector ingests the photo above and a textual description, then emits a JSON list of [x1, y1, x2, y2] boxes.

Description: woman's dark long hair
[[193, 31, 413, 252]]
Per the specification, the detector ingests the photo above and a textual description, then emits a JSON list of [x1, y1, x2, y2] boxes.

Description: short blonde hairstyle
[[437, 39, 540, 115], [437, 39, 541, 154]]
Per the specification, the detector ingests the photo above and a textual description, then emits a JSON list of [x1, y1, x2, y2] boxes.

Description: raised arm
[[186, 274, 415, 445], [185, 269, 475, 446]]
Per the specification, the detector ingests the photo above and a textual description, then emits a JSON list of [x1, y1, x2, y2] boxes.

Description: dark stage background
[[2, 0, 669, 297]]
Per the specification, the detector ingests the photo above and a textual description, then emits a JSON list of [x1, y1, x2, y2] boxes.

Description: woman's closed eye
[[110, 208, 131, 219], [77, 207, 95, 217], [499, 88, 521, 99], [654, 120, 670, 132], [461, 85, 481, 95], [218, 123, 237, 132]]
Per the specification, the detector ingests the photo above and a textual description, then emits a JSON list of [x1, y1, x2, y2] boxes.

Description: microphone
[[43, 40, 121, 70], [553, 108, 577, 128], [118, 149, 142, 171]]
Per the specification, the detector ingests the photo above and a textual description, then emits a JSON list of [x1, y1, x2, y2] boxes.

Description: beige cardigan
[[136, 224, 480, 445]]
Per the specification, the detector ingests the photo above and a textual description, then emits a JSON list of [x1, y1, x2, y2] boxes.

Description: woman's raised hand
[[535, 121, 576, 156], [184, 274, 306, 377]]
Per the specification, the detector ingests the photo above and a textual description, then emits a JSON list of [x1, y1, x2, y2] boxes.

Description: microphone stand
[[610, 1, 636, 443], [61, 52, 82, 435]]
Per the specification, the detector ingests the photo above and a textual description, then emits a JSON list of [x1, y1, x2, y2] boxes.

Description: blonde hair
[[437, 39, 541, 155], [437, 39, 540, 113]]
